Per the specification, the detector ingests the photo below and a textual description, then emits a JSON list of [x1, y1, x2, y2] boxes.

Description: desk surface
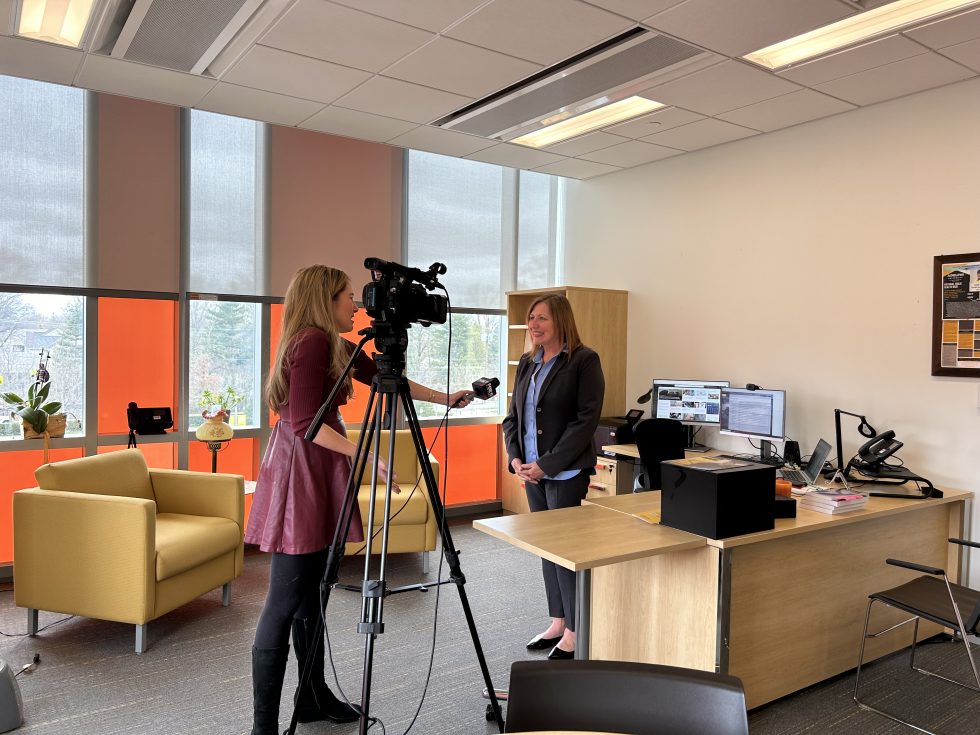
[[473, 503, 704, 571], [585, 487, 971, 548]]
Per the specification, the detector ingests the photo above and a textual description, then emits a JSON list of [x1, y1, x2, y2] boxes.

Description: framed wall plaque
[[933, 252, 980, 377]]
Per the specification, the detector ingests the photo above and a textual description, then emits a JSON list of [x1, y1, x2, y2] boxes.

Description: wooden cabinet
[[500, 286, 628, 513]]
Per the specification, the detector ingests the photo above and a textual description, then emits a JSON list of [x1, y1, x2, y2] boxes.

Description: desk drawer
[[594, 458, 617, 489]]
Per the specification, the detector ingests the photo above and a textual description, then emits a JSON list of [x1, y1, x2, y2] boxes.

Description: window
[[0, 293, 84, 439], [186, 111, 267, 433], [0, 75, 86, 287], [404, 151, 563, 419], [187, 110, 264, 296], [187, 300, 260, 429]]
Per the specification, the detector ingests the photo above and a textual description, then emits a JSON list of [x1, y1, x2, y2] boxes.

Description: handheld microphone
[[451, 377, 500, 407]]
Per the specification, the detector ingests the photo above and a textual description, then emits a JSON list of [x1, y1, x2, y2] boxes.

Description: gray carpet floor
[[2, 521, 979, 734]]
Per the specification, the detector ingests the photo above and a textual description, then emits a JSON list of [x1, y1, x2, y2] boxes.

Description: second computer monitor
[[719, 387, 786, 442]]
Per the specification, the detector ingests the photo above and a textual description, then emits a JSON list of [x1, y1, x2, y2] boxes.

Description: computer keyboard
[[718, 454, 784, 468], [780, 467, 808, 484]]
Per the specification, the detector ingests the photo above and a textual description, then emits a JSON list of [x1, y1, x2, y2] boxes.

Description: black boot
[[251, 645, 289, 735], [291, 617, 360, 724]]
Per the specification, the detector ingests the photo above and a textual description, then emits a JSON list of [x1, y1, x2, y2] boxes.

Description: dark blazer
[[502, 345, 605, 478]]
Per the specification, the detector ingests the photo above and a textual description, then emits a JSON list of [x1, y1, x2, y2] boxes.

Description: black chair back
[[632, 418, 687, 491], [505, 660, 748, 735]]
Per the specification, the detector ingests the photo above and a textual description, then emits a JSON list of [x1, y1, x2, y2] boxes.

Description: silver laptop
[[781, 439, 832, 486]]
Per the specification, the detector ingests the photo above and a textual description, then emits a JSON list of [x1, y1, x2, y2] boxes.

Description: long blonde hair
[[267, 265, 352, 413], [524, 293, 583, 357]]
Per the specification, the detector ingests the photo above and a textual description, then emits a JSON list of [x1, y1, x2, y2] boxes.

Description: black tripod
[[286, 327, 504, 734]]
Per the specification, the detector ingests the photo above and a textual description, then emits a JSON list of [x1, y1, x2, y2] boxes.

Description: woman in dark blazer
[[502, 293, 604, 659]]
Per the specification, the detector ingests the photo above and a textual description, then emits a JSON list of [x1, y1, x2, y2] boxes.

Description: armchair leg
[[27, 608, 38, 636], [422, 551, 430, 575], [222, 582, 232, 607], [135, 624, 147, 655]]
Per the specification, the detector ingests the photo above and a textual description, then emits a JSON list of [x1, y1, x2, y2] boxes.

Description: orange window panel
[[420, 423, 498, 506], [269, 303, 283, 427], [98, 298, 178, 435], [0, 448, 85, 564], [341, 310, 377, 426], [189, 437, 258, 479], [97, 443, 176, 469]]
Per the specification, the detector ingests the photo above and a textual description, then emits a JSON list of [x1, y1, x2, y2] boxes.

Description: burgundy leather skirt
[[245, 416, 364, 554]]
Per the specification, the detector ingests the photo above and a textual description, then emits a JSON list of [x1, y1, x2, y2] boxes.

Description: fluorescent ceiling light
[[512, 96, 664, 149], [744, 0, 980, 70], [16, 0, 99, 47]]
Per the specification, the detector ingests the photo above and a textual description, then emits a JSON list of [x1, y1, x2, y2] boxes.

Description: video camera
[[363, 258, 448, 328]]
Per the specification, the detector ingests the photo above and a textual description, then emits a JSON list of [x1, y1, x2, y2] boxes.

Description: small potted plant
[[195, 387, 246, 442], [2, 380, 65, 440]]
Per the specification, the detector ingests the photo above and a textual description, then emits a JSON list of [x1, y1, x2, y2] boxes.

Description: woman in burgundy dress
[[245, 265, 472, 735]]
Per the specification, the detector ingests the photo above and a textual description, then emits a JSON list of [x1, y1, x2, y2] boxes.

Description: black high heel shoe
[[526, 634, 562, 650], [547, 645, 574, 660]]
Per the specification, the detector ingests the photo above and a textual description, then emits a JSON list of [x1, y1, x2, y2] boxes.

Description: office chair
[[504, 659, 748, 735], [854, 537, 980, 734], [632, 418, 687, 491]]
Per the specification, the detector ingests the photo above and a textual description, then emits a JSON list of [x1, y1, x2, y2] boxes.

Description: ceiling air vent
[[108, 0, 263, 74], [436, 28, 717, 141]]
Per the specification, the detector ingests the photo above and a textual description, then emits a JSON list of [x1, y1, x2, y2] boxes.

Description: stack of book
[[798, 488, 867, 514]]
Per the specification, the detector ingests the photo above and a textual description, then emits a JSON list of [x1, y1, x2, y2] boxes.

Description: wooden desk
[[473, 506, 704, 660], [477, 487, 970, 708]]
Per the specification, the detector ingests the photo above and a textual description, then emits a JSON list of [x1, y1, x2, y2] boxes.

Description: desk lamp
[[831, 408, 876, 479]]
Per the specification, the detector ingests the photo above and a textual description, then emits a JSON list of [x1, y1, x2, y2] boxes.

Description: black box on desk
[[660, 460, 776, 539]]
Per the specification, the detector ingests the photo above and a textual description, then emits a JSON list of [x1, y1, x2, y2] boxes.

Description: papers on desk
[[633, 510, 661, 525], [668, 457, 751, 471]]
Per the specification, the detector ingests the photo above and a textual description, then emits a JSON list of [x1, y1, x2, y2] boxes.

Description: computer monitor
[[651, 379, 729, 451], [719, 387, 786, 462]]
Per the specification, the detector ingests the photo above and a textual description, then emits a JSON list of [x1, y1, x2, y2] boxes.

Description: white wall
[[563, 76, 980, 585]]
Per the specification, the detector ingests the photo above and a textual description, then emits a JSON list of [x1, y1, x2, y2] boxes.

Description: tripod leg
[[399, 387, 505, 732]]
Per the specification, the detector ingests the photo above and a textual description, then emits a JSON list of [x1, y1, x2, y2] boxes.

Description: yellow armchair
[[344, 430, 439, 572], [13, 449, 244, 654]]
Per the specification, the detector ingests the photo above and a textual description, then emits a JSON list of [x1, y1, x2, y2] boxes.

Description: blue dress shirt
[[522, 348, 580, 481]]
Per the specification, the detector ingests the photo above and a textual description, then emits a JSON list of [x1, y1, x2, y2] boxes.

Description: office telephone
[[855, 430, 903, 470]]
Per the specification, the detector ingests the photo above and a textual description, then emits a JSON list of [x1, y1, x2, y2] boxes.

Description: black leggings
[[253, 549, 328, 650]]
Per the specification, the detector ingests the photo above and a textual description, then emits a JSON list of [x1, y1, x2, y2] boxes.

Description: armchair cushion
[[155, 514, 242, 581], [34, 450, 155, 501]]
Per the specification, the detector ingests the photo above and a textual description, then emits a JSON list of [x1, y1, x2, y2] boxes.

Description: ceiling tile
[[444, 0, 634, 66], [334, 76, 472, 124], [330, 0, 488, 32], [578, 139, 681, 166], [582, 1, 686, 21], [716, 89, 854, 132], [464, 143, 566, 168], [260, 0, 433, 73], [640, 118, 756, 151], [904, 6, 980, 49], [937, 36, 980, 72], [644, 0, 854, 57], [815, 52, 976, 106], [543, 131, 630, 156], [0, 35, 82, 86], [76, 54, 215, 108], [777, 34, 927, 86], [300, 106, 418, 142], [383, 36, 540, 98], [387, 125, 496, 157], [533, 158, 622, 179], [224, 45, 370, 104], [197, 82, 325, 126], [644, 60, 800, 115], [604, 106, 704, 137]]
